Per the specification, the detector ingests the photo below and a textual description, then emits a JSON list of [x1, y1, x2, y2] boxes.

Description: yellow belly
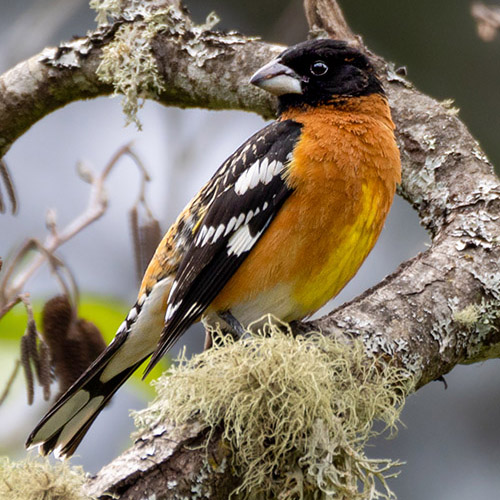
[[290, 182, 386, 316], [210, 178, 391, 324]]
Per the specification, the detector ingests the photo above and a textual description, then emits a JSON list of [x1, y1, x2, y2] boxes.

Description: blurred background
[[0, 0, 499, 498]]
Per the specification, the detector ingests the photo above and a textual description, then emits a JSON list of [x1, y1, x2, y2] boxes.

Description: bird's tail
[[25, 333, 148, 459]]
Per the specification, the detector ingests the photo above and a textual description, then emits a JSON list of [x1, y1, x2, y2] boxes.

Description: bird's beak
[[250, 59, 303, 96]]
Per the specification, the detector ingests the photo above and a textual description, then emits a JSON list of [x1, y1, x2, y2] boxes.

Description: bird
[[26, 39, 401, 459]]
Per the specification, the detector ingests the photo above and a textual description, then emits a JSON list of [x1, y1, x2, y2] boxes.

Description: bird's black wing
[[144, 119, 303, 374]]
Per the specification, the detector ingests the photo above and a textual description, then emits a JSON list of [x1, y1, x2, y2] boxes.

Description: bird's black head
[[250, 39, 383, 113]]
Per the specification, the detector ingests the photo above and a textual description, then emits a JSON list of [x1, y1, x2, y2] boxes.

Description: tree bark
[[1, 0, 500, 497]]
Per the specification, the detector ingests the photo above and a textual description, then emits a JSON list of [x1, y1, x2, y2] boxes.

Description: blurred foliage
[[0, 295, 167, 400]]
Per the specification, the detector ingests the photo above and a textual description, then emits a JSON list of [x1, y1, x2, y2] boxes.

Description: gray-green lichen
[[453, 298, 500, 359], [94, 2, 208, 128], [90, 0, 163, 25], [96, 9, 172, 128], [0, 456, 89, 500], [453, 303, 481, 327], [133, 319, 414, 499], [92, 0, 254, 127], [90, 0, 122, 25], [440, 98, 460, 116]]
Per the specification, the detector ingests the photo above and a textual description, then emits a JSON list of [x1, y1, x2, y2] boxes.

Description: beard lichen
[[89, 0, 122, 25], [93, 0, 222, 129], [96, 14, 168, 129], [133, 319, 414, 499], [0, 456, 89, 500]]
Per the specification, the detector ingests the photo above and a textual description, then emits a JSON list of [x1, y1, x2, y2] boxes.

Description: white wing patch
[[201, 226, 215, 246], [195, 199, 271, 255], [213, 223, 225, 243], [227, 224, 265, 257], [127, 307, 138, 322], [117, 321, 127, 334], [196, 212, 249, 248], [224, 216, 238, 237], [234, 159, 284, 196], [165, 301, 181, 321]]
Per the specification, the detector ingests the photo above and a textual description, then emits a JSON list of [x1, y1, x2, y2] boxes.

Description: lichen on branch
[[95, 3, 221, 128], [96, 11, 170, 128], [133, 319, 414, 499], [0, 456, 89, 500]]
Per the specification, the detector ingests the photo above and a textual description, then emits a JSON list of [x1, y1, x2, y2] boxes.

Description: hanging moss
[[133, 318, 414, 499], [96, 15, 168, 129], [93, 1, 221, 129]]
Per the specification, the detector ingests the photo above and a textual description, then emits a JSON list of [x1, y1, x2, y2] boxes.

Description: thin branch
[[0, 239, 75, 318], [0, 295, 21, 320], [303, 0, 358, 43], [0, 144, 149, 305], [0, 360, 20, 406], [0, 160, 17, 214]]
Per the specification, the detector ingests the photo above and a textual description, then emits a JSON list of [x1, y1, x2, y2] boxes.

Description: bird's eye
[[310, 61, 328, 76]]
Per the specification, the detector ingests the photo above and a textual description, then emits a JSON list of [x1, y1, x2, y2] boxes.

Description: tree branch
[[2, 0, 499, 497], [304, 0, 357, 43], [0, 10, 280, 159]]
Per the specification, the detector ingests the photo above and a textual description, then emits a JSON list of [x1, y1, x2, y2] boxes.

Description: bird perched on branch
[[27, 39, 401, 458]]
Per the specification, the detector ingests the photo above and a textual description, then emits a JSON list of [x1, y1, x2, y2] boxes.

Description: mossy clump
[[93, 1, 223, 129], [133, 318, 414, 499], [453, 303, 481, 327], [0, 456, 89, 500], [96, 14, 168, 129]]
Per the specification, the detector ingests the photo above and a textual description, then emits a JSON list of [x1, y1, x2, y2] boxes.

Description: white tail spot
[[53, 395, 105, 460]]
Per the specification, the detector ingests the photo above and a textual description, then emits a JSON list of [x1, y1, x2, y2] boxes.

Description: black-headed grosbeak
[[26, 39, 401, 458]]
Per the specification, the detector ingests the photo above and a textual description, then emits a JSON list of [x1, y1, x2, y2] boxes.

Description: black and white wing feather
[[144, 119, 303, 374]]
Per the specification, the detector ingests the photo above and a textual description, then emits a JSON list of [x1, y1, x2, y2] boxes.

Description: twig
[[303, 0, 358, 44], [0, 296, 21, 320], [0, 143, 150, 305], [0, 239, 77, 320], [0, 160, 18, 214], [0, 360, 21, 406]]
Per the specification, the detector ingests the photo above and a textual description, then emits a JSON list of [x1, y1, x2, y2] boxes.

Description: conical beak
[[250, 59, 303, 96]]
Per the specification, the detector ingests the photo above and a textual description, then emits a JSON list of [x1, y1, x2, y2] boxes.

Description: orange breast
[[209, 94, 401, 323]]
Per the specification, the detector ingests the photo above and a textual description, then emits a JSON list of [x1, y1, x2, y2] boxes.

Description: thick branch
[[1, 0, 499, 497], [84, 422, 240, 499], [0, 37, 109, 159], [0, 16, 280, 159]]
